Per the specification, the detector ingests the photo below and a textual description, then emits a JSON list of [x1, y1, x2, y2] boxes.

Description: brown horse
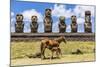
[[40, 36, 66, 59]]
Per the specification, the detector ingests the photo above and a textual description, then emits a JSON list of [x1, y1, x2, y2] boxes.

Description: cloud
[[11, 4, 95, 33], [11, 18, 15, 23], [73, 5, 95, 32], [11, 12, 15, 23], [52, 4, 73, 19], [73, 5, 95, 17], [11, 12, 14, 17], [77, 18, 85, 24], [37, 22, 44, 33], [11, 12, 15, 32], [78, 24, 84, 32], [52, 4, 95, 32], [52, 4, 95, 21], [66, 25, 71, 32], [22, 9, 43, 22], [21, 9, 44, 32], [11, 9, 44, 33], [11, 25, 15, 32], [52, 21, 59, 32], [23, 21, 31, 32]]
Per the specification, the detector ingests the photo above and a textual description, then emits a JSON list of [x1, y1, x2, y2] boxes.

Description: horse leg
[[41, 43, 43, 59], [56, 48, 62, 58], [58, 48, 62, 57], [51, 50, 54, 59], [56, 49, 59, 58], [41, 47, 46, 59], [41, 50, 44, 59], [43, 48, 46, 59], [41, 43, 46, 59]]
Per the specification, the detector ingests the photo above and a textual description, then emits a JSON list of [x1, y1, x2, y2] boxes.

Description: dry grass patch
[[11, 41, 95, 59]]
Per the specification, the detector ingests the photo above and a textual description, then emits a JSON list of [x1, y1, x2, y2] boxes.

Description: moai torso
[[59, 16, 66, 33], [44, 9, 53, 33], [84, 11, 92, 33], [15, 14, 24, 33], [71, 15, 77, 33], [30, 16, 38, 33]]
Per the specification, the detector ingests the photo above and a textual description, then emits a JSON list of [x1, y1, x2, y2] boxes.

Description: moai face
[[59, 16, 65, 23], [31, 16, 38, 22], [45, 9, 52, 17], [15, 14, 24, 33], [16, 14, 23, 22], [71, 15, 77, 32], [44, 9, 52, 33], [59, 16, 66, 33], [31, 15, 38, 33], [85, 11, 91, 22], [84, 11, 92, 33], [71, 15, 76, 23]]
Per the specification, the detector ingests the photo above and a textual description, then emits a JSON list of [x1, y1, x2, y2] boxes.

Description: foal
[[50, 47, 62, 59]]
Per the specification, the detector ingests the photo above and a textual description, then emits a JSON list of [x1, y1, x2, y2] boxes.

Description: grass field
[[11, 53, 95, 66], [11, 41, 95, 66]]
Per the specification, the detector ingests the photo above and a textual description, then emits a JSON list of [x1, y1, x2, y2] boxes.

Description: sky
[[11, 0, 95, 33]]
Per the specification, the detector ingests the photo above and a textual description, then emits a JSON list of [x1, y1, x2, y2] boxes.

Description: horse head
[[60, 36, 66, 44]]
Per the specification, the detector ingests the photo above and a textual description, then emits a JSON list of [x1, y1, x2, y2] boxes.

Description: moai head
[[31, 15, 38, 22], [85, 11, 91, 22], [16, 14, 23, 22], [71, 15, 77, 23], [15, 14, 24, 33], [59, 16, 65, 23], [45, 9, 52, 17], [84, 11, 92, 33], [59, 16, 66, 33], [31, 15, 38, 33], [71, 15, 77, 32]]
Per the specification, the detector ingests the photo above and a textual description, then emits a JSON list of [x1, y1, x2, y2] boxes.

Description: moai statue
[[59, 16, 66, 33], [44, 9, 53, 33], [84, 11, 92, 33], [30, 15, 38, 33], [15, 14, 24, 33], [71, 15, 77, 33]]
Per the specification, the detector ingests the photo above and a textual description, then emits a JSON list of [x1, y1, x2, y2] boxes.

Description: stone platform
[[11, 33, 95, 41]]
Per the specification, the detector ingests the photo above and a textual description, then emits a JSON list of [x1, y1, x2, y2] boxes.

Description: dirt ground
[[11, 53, 95, 66]]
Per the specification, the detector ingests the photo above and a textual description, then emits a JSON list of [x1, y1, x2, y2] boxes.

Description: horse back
[[48, 40, 59, 47]]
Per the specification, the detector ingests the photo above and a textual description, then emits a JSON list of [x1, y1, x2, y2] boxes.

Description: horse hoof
[[41, 57, 46, 60], [57, 57, 60, 59], [51, 57, 53, 59], [41, 58, 44, 60]]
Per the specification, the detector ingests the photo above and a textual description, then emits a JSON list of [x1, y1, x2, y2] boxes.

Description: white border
[[0, 0, 10, 67], [0, 0, 99, 67]]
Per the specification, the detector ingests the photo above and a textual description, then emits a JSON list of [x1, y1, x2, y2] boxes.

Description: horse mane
[[54, 37, 63, 43]]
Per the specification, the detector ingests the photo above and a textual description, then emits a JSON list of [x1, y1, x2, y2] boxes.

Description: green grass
[[11, 41, 95, 59]]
